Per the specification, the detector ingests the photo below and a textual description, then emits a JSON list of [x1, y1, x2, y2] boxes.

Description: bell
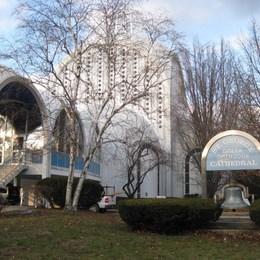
[[221, 186, 249, 209]]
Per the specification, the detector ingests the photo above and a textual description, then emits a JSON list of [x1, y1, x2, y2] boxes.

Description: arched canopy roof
[[0, 81, 42, 133]]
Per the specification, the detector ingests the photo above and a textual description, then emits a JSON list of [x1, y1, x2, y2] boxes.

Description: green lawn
[[0, 209, 260, 259]]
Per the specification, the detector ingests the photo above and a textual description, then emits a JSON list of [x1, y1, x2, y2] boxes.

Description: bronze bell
[[221, 186, 249, 209]]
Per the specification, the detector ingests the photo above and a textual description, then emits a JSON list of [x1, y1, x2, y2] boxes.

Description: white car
[[89, 194, 117, 213], [89, 185, 118, 213]]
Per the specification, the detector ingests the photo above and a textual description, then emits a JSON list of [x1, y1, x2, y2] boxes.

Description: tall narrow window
[[52, 109, 83, 156]]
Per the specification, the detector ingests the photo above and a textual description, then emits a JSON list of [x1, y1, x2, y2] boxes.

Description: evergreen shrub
[[118, 198, 217, 234], [36, 176, 104, 208], [250, 199, 260, 226]]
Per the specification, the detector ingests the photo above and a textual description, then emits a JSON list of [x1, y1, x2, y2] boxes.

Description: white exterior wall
[[0, 40, 186, 201]]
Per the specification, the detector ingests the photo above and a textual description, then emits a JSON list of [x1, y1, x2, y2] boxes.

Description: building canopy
[[0, 82, 42, 134]]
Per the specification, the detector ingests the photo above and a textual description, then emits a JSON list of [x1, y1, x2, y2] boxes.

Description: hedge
[[35, 176, 104, 209], [250, 199, 260, 227], [118, 198, 217, 234]]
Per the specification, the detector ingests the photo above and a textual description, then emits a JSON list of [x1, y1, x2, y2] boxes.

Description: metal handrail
[[0, 150, 27, 185], [0, 149, 45, 188]]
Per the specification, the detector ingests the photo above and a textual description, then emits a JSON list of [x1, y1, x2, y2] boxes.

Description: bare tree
[[109, 124, 171, 199], [229, 19, 260, 195], [176, 39, 242, 197], [2, 0, 181, 210], [238, 19, 260, 139]]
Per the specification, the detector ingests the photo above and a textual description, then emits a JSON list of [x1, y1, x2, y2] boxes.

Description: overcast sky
[[1, 0, 260, 48]]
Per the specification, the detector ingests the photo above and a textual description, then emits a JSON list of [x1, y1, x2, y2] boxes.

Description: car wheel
[[89, 204, 99, 213]]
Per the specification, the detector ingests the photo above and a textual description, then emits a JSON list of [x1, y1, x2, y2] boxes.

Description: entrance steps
[[0, 164, 28, 187]]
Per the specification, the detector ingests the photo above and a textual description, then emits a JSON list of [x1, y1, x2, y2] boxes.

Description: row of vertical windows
[[70, 47, 165, 129]]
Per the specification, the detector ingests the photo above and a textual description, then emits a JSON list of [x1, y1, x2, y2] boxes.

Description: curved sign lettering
[[205, 131, 260, 171]]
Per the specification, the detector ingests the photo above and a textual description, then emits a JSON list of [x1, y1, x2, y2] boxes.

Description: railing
[[51, 151, 100, 176], [0, 151, 26, 186], [0, 150, 24, 167], [0, 149, 43, 187], [0, 149, 101, 186]]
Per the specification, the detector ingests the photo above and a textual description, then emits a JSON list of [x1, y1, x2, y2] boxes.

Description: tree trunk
[[72, 170, 86, 211], [64, 149, 76, 211]]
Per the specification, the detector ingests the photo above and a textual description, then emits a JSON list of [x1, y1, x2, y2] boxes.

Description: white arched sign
[[201, 130, 260, 198]]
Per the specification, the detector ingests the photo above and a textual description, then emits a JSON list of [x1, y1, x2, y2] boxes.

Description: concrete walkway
[[208, 211, 259, 233], [1, 205, 37, 215]]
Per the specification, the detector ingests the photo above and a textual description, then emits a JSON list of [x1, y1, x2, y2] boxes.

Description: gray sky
[[1, 0, 260, 47]]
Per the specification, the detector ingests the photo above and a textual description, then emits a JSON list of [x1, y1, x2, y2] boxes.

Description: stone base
[[223, 207, 249, 213]]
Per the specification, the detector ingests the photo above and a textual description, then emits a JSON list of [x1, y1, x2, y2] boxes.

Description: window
[[52, 109, 84, 156]]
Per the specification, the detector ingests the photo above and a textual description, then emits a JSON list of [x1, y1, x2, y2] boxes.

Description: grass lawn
[[0, 209, 260, 259]]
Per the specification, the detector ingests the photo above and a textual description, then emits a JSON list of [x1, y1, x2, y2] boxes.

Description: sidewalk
[[208, 211, 260, 233], [1, 205, 36, 215]]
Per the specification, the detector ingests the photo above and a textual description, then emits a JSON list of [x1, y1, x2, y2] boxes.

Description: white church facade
[[0, 39, 195, 206]]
